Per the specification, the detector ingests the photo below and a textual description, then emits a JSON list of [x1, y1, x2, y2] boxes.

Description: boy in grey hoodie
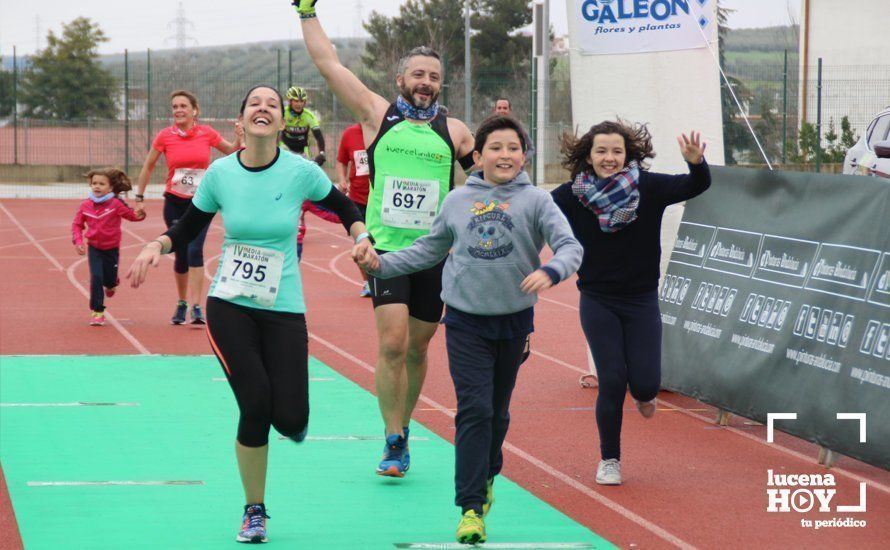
[[358, 115, 582, 544]]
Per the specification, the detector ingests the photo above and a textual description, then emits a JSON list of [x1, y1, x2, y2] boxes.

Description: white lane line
[[0, 235, 70, 251], [64, 247, 151, 355], [328, 249, 364, 287], [308, 332, 697, 550], [0, 202, 152, 355], [1, 402, 139, 407], [539, 296, 579, 311], [530, 350, 588, 375], [121, 226, 222, 284], [27, 480, 203, 487], [300, 259, 331, 273], [0, 255, 65, 259]]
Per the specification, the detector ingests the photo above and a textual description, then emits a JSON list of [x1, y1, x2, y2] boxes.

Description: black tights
[[579, 290, 662, 460], [206, 297, 309, 447]]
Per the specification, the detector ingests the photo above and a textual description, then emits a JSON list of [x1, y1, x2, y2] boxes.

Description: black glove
[[314, 152, 326, 166]]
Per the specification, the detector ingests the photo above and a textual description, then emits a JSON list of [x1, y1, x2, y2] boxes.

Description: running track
[[1, 199, 888, 549]]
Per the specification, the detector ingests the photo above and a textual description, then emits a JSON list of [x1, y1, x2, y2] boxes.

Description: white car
[[843, 106, 890, 179]]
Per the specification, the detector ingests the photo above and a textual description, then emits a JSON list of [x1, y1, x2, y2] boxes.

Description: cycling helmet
[[286, 86, 308, 100]]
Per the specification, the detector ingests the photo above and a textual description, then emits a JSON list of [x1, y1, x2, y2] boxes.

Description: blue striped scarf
[[572, 161, 641, 233]]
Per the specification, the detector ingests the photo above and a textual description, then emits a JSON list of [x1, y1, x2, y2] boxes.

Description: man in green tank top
[[295, 0, 476, 478]]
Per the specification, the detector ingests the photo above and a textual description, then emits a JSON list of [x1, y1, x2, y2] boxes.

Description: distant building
[[798, 0, 890, 135]]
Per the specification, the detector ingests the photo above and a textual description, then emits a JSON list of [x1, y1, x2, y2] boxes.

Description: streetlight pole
[[464, 0, 472, 125], [534, 0, 550, 185]]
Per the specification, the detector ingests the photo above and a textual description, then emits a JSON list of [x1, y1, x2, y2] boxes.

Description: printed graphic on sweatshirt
[[466, 200, 515, 260]]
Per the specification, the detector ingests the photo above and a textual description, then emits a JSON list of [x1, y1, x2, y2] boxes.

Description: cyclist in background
[[281, 86, 327, 166]]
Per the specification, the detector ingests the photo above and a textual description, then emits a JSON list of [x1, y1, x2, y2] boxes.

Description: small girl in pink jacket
[[72, 168, 146, 325], [297, 201, 340, 261]]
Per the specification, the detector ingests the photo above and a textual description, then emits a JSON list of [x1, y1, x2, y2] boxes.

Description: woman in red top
[[134, 90, 242, 325]]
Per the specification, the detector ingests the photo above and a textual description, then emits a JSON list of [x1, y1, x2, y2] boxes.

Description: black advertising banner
[[660, 167, 890, 469]]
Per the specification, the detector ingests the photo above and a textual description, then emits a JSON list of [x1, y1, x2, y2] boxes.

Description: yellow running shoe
[[456, 509, 486, 544], [482, 478, 494, 518]]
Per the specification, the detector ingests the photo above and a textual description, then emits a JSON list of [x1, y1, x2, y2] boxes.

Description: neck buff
[[395, 95, 439, 121], [172, 124, 197, 138], [89, 192, 116, 204]]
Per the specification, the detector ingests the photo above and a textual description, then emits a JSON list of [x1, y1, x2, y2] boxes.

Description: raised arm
[[134, 148, 162, 211], [215, 121, 244, 155], [294, 1, 388, 126]]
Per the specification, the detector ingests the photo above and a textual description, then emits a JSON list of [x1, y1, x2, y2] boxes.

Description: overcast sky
[[1, 0, 801, 58]]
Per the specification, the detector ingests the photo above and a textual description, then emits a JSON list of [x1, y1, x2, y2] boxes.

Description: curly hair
[[86, 168, 133, 195], [560, 119, 655, 179]]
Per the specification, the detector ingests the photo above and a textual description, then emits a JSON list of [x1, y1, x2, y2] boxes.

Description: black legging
[[87, 246, 119, 312], [579, 289, 662, 461], [206, 297, 309, 447], [163, 195, 209, 274]]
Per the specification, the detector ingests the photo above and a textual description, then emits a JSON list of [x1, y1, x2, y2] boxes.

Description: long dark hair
[[239, 85, 285, 116], [86, 168, 133, 195], [560, 119, 655, 179]]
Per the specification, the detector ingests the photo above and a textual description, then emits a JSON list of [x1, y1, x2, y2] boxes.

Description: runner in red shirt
[[133, 89, 243, 325], [336, 123, 371, 296]]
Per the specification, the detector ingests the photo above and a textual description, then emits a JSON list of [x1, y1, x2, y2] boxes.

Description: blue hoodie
[[369, 170, 582, 316]]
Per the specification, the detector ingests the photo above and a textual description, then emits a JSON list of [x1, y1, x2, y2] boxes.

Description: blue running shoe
[[290, 424, 308, 444], [171, 300, 188, 325], [402, 425, 411, 472], [236, 504, 269, 543], [376, 434, 407, 477], [190, 304, 205, 325]]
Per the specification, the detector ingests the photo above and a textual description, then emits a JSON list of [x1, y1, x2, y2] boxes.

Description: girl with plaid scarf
[[551, 119, 710, 486]]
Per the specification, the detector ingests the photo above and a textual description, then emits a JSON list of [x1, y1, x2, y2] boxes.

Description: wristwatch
[[134, 194, 145, 203]]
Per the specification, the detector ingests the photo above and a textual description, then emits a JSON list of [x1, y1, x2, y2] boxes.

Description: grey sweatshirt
[[369, 171, 582, 315]]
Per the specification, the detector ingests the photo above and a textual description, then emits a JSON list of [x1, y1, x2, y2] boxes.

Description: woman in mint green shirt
[[128, 85, 373, 544]]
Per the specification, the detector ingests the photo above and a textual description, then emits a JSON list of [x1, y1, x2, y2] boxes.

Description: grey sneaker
[[596, 459, 622, 485], [171, 300, 188, 325], [360, 281, 372, 297], [190, 304, 206, 325], [634, 398, 656, 419]]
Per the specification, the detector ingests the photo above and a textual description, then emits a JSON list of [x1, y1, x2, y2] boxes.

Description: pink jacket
[[298, 201, 341, 245], [72, 197, 145, 250]]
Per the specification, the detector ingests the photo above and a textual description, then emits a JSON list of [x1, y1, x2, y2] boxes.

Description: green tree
[[19, 17, 117, 120], [362, 0, 533, 119], [792, 121, 822, 163], [718, 2, 752, 164], [470, 0, 533, 77], [823, 117, 841, 162], [362, 0, 465, 88], [753, 97, 781, 163], [0, 69, 14, 117], [839, 115, 858, 150]]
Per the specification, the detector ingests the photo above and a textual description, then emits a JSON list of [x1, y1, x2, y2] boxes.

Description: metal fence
[[0, 47, 572, 193], [722, 58, 890, 169], [2, 46, 888, 194]]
